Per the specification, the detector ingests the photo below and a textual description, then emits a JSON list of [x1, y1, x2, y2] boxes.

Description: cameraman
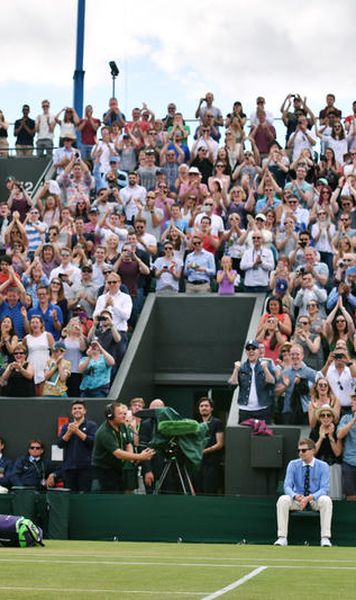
[[92, 402, 155, 492]]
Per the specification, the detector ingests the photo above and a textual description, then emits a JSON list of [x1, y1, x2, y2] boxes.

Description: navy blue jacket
[[57, 419, 97, 470], [11, 455, 52, 489], [0, 455, 13, 488]]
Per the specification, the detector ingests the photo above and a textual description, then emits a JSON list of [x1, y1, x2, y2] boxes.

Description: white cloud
[[0, 0, 355, 120]]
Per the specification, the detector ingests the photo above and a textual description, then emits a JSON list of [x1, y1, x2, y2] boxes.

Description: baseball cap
[[275, 278, 289, 294], [52, 341, 66, 352], [245, 339, 259, 350]]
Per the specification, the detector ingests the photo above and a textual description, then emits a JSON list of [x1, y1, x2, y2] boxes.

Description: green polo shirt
[[92, 420, 129, 472]]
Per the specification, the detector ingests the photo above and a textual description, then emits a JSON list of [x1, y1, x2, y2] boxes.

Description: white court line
[[201, 566, 267, 600], [1, 558, 356, 571], [0, 587, 203, 596], [0, 559, 252, 568], [1, 551, 355, 565]]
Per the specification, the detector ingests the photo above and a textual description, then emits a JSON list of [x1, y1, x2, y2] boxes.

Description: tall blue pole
[[73, 0, 86, 118]]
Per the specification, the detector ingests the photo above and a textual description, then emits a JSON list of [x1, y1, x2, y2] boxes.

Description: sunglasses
[[107, 280, 119, 284], [30, 446, 42, 450], [298, 448, 311, 453], [319, 413, 332, 418], [14, 351, 25, 355], [246, 346, 257, 351]]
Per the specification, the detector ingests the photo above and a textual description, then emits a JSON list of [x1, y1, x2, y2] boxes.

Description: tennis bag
[[0, 514, 44, 547]]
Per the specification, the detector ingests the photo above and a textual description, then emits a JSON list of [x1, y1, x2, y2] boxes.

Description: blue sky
[[1, 0, 355, 146]]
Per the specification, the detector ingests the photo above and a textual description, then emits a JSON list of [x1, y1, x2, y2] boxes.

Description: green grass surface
[[1, 540, 356, 599]]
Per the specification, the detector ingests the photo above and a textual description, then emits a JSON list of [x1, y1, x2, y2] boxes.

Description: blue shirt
[[28, 303, 63, 341], [284, 457, 330, 501], [79, 354, 112, 390], [282, 362, 318, 413], [57, 419, 98, 470], [337, 414, 356, 466], [184, 249, 216, 283], [0, 301, 26, 339], [255, 196, 281, 213]]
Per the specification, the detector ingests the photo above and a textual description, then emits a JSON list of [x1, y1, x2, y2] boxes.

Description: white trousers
[[276, 494, 333, 539]]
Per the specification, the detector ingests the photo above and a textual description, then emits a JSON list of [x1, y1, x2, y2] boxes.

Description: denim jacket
[[237, 360, 275, 407]]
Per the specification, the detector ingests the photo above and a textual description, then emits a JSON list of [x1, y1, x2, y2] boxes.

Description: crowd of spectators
[[0, 91, 355, 406]]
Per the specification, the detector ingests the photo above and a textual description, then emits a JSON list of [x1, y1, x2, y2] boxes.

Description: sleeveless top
[[2, 361, 35, 397], [26, 332, 50, 384]]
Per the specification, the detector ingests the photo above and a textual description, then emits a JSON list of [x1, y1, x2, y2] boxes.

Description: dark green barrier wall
[[0, 397, 109, 458], [1, 295, 263, 459], [3, 490, 356, 546], [0, 157, 51, 199], [46, 493, 356, 547]]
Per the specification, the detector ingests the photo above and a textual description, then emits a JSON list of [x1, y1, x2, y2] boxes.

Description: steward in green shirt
[[91, 402, 155, 492]]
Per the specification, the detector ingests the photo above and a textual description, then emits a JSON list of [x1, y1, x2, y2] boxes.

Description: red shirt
[[79, 118, 101, 145], [202, 234, 219, 255]]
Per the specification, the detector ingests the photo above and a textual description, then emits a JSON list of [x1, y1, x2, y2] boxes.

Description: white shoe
[[274, 537, 288, 546], [321, 537, 332, 547]]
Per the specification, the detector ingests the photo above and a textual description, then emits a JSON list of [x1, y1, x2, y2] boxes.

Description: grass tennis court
[[1, 540, 356, 599]]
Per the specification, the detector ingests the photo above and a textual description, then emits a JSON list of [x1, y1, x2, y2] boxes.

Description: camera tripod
[[153, 439, 196, 496]]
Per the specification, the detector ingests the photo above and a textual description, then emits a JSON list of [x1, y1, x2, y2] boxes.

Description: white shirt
[[194, 212, 225, 237], [95, 225, 128, 251], [36, 113, 55, 140], [240, 247, 275, 287], [250, 110, 274, 126], [195, 137, 219, 161], [93, 290, 132, 331], [91, 141, 117, 174], [238, 362, 268, 411], [326, 363, 355, 407], [49, 263, 82, 298], [119, 185, 147, 221], [290, 129, 317, 162], [311, 222, 336, 253], [136, 232, 157, 255]]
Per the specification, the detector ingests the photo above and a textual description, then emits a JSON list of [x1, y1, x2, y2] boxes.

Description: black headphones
[[105, 403, 115, 420]]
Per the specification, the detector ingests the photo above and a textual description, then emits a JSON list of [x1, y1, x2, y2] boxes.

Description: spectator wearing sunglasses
[[11, 440, 53, 490], [274, 438, 332, 547], [0, 344, 35, 397], [229, 339, 275, 423], [93, 273, 132, 363], [184, 235, 216, 293], [240, 231, 274, 293], [153, 241, 183, 293]]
